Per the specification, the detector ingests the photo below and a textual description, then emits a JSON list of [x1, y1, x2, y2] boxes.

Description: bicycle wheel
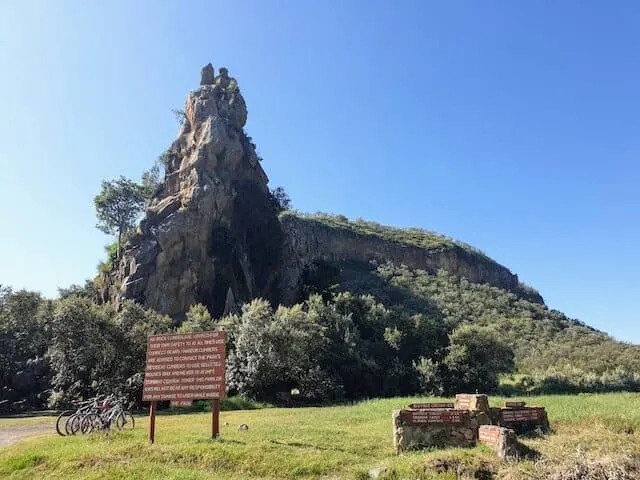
[[115, 412, 135, 430], [80, 413, 101, 434], [65, 414, 83, 436], [55, 410, 74, 436]]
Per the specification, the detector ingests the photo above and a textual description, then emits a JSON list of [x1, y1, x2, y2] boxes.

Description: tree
[[48, 297, 121, 406], [140, 160, 162, 200], [94, 176, 145, 259], [443, 325, 515, 394], [178, 304, 216, 333], [57, 279, 97, 300], [270, 186, 292, 212]]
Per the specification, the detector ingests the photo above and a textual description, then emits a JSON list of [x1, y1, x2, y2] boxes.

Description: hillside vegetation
[[2, 393, 640, 479], [3, 213, 640, 410]]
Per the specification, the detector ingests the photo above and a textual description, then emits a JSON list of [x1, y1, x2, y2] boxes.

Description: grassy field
[[2, 393, 640, 479]]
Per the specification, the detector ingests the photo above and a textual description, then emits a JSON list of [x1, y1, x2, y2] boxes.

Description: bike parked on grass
[[55, 394, 135, 436]]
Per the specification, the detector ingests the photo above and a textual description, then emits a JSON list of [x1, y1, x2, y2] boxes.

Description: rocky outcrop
[[105, 63, 541, 318], [107, 65, 281, 317], [278, 214, 529, 304]]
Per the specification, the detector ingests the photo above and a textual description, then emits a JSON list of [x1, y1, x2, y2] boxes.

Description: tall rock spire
[[107, 64, 282, 317]]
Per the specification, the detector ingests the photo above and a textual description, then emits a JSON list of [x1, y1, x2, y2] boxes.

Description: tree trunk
[[117, 230, 122, 260]]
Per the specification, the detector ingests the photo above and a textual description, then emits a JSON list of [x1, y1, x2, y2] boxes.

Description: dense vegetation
[[321, 260, 640, 394], [3, 254, 640, 410]]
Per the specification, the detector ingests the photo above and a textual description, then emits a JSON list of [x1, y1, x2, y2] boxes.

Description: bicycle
[[55, 395, 106, 436], [80, 396, 135, 434]]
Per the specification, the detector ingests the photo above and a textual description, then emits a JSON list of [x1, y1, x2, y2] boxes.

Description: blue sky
[[1, 1, 638, 342]]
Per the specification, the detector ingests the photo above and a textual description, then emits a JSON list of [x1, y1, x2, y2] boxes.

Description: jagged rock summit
[[109, 64, 282, 317], [106, 63, 535, 318]]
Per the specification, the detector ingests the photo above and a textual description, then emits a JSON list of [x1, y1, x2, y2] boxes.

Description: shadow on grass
[[150, 397, 272, 416], [269, 439, 347, 453], [194, 438, 246, 445], [515, 441, 541, 461]]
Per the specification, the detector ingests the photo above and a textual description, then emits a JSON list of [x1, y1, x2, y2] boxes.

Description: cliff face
[[108, 64, 282, 317], [107, 63, 541, 317], [277, 215, 535, 304]]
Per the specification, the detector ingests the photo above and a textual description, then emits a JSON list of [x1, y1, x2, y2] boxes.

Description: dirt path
[[0, 423, 53, 447]]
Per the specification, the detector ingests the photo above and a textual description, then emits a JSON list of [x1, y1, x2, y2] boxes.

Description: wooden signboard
[[142, 331, 226, 443], [501, 407, 544, 423], [408, 402, 455, 410], [400, 409, 468, 426]]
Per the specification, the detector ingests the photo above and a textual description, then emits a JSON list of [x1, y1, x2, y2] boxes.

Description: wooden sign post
[[142, 330, 226, 444]]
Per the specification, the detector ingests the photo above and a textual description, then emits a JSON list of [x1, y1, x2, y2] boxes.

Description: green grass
[[0, 416, 57, 428], [2, 394, 640, 479]]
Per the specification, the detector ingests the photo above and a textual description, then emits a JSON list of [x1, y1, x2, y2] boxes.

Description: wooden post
[[212, 399, 220, 439], [149, 401, 157, 444]]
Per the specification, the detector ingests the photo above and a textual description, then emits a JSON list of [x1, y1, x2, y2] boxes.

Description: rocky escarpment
[[105, 63, 541, 318], [278, 214, 542, 304], [107, 64, 282, 317]]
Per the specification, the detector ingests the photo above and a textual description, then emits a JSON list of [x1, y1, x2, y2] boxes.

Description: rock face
[[277, 215, 531, 305], [108, 65, 282, 317]]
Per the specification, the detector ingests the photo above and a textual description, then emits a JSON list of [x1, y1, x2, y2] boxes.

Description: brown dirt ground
[[0, 423, 53, 447]]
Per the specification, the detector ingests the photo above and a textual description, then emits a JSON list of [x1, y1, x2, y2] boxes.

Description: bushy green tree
[[0, 288, 52, 408], [57, 280, 97, 300], [178, 303, 216, 333], [443, 325, 515, 393], [141, 158, 164, 200], [413, 357, 443, 395], [48, 297, 173, 407], [94, 176, 146, 259], [270, 186, 292, 212], [48, 297, 123, 406]]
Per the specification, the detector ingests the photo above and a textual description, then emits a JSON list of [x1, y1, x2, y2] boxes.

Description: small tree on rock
[[270, 186, 292, 213], [94, 176, 145, 259]]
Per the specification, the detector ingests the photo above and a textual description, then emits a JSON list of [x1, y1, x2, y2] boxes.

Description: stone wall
[[392, 409, 478, 454], [393, 395, 550, 457]]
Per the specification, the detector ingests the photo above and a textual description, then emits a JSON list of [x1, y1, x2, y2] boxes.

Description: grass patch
[[1, 394, 640, 479], [5, 453, 46, 470]]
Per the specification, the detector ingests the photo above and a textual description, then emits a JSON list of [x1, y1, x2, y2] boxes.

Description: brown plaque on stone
[[478, 425, 502, 443], [408, 402, 454, 410], [400, 409, 468, 426], [504, 401, 526, 408], [501, 407, 544, 423]]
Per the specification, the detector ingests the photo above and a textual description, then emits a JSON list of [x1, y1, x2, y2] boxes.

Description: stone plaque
[[400, 409, 468, 426], [408, 402, 454, 410], [501, 407, 544, 423], [504, 401, 526, 408]]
